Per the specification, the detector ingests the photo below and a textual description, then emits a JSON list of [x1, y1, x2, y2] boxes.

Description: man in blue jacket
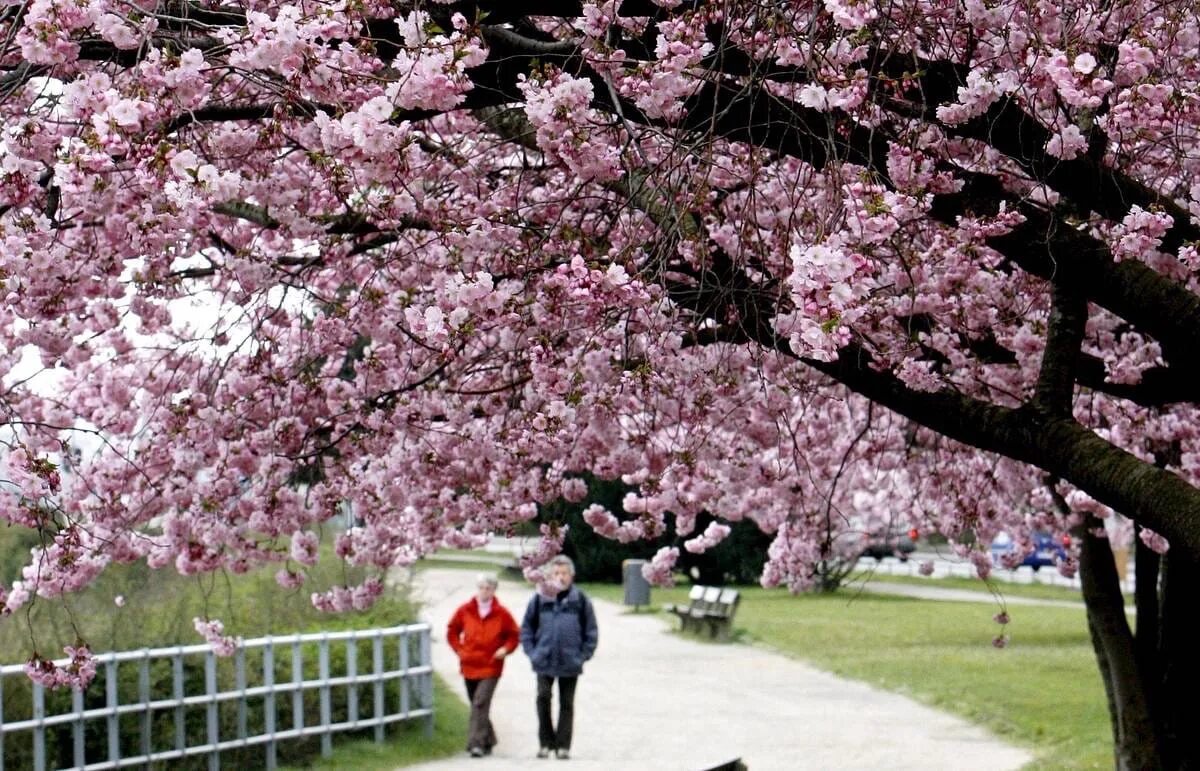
[[520, 555, 599, 760]]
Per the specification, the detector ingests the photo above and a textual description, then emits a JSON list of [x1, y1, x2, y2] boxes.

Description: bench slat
[[668, 585, 739, 640]]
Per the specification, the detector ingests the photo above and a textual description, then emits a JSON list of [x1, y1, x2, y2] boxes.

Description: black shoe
[[556, 749, 570, 760], [537, 747, 552, 759], [469, 747, 484, 758]]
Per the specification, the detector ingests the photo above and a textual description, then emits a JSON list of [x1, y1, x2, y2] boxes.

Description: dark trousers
[[464, 677, 499, 750], [536, 675, 578, 750]]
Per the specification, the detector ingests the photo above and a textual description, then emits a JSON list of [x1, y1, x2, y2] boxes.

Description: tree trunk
[[1157, 550, 1200, 769], [1078, 516, 1163, 770], [1133, 529, 1161, 730]]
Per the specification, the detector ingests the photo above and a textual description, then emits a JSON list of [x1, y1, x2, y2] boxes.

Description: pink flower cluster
[[193, 618, 241, 657], [25, 646, 97, 690], [641, 546, 679, 586], [1139, 528, 1170, 555], [519, 524, 570, 586], [310, 577, 385, 613], [519, 72, 622, 182]]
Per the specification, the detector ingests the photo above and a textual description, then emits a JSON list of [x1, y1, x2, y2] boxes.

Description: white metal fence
[[0, 624, 433, 771]]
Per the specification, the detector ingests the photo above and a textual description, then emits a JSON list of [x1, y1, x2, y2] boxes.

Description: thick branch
[[806, 346, 1200, 561], [931, 175, 1200, 364], [1034, 283, 1088, 414], [878, 55, 1200, 251]]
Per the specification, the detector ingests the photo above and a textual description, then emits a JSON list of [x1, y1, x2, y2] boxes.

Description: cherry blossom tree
[[2, 0, 1199, 765]]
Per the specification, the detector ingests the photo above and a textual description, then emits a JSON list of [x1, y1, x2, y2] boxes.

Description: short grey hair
[[476, 573, 499, 588], [548, 555, 575, 576]]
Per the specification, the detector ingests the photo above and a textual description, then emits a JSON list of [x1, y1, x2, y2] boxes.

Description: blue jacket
[[520, 586, 598, 677]]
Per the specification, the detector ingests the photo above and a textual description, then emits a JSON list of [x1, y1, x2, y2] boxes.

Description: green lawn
[[280, 673, 471, 770], [585, 582, 1111, 770]]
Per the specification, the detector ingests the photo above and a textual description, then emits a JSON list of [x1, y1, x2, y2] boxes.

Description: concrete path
[[852, 581, 1090, 609], [401, 569, 1032, 771]]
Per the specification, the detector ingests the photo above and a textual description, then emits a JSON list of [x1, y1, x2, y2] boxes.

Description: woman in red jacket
[[447, 574, 521, 757]]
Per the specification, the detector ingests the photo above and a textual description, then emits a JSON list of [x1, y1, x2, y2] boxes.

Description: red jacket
[[447, 597, 520, 679]]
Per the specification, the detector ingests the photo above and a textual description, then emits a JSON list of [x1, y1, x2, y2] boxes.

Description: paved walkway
[[402, 569, 1032, 771], [853, 581, 1090, 609]]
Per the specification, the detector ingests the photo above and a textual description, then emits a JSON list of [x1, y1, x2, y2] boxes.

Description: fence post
[[235, 647, 247, 743], [346, 637, 358, 726], [263, 641, 276, 771], [32, 681, 45, 771], [291, 642, 303, 736], [173, 652, 186, 754], [318, 635, 332, 758], [205, 650, 218, 771], [106, 660, 119, 766], [419, 628, 433, 738], [398, 629, 409, 718], [72, 684, 85, 768], [372, 632, 384, 744], [140, 652, 152, 760]]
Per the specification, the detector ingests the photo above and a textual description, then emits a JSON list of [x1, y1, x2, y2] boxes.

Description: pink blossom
[[683, 521, 732, 553], [642, 547, 679, 586], [193, 618, 241, 657], [1139, 528, 1170, 555], [1073, 54, 1097, 75], [289, 530, 320, 566], [1045, 125, 1087, 160], [25, 646, 97, 690]]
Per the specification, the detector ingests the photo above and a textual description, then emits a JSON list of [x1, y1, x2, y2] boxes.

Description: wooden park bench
[[663, 585, 740, 641]]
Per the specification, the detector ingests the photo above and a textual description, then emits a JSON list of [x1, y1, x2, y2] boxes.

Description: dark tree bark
[[1133, 529, 1161, 714], [1078, 516, 1163, 770], [1157, 551, 1200, 769]]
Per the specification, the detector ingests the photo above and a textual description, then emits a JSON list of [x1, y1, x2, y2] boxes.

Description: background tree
[[538, 475, 771, 584], [2, 0, 1200, 765]]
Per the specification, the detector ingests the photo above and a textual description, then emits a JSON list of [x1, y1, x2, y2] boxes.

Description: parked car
[[860, 528, 919, 562], [989, 531, 1068, 571]]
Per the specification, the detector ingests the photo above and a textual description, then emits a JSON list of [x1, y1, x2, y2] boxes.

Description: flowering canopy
[[3, 1, 1200, 666]]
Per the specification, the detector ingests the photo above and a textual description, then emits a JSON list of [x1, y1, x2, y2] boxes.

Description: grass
[[413, 557, 520, 574], [280, 673, 471, 770], [408, 548, 523, 577], [584, 581, 1111, 770]]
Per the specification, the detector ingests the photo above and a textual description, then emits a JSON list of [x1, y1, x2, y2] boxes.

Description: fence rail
[[0, 624, 433, 771]]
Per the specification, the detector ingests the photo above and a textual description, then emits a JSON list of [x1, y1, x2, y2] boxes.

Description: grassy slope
[[280, 673, 471, 770], [0, 528, 472, 771]]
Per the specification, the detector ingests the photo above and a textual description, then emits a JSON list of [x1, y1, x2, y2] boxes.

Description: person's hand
[[493, 649, 508, 659]]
